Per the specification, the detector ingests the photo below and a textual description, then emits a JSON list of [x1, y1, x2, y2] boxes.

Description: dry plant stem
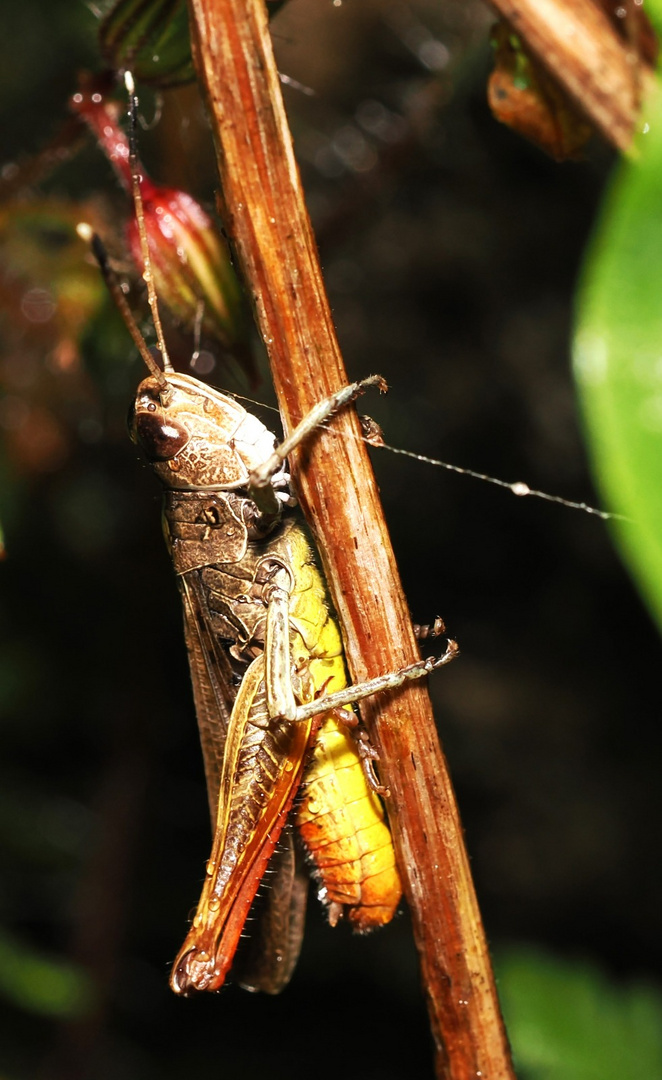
[[487, 0, 653, 152], [186, 1, 514, 1076]]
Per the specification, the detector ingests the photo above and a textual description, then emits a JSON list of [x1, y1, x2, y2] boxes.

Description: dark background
[[1, 0, 661, 1077]]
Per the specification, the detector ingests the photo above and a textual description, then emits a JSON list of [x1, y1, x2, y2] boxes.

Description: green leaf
[[573, 77, 662, 634], [98, 0, 195, 88], [496, 946, 662, 1080], [0, 930, 94, 1018], [96, 0, 288, 89], [642, 0, 662, 39]]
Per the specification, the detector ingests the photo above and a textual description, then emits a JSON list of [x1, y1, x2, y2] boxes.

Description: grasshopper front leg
[[248, 375, 387, 515]]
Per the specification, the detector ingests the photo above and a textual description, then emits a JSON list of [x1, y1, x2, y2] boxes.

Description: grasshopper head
[[130, 372, 278, 491]]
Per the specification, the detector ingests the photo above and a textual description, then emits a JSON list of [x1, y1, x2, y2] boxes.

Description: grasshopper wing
[[177, 575, 310, 992], [179, 573, 235, 818], [234, 823, 309, 994], [170, 653, 315, 994]]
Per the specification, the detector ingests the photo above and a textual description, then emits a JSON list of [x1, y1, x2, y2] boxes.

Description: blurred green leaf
[[98, 0, 195, 89], [497, 946, 662, 1080], [573, 77, 662, 634], [0, 782, 91, 864], [643, 0, 662, 38], [96, 0, 288, 89], [0, 930, 94, 1018]]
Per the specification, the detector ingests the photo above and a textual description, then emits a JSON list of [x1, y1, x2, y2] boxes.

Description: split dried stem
[[186, 0, 515, 1076]]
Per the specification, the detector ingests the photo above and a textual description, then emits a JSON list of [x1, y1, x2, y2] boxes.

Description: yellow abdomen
[[296, 715, 402, 930], [284, 524, 402, 930]]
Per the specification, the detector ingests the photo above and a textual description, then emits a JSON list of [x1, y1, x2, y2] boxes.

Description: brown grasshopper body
[[130, 372, 404, 993], [88, 78, 456, 995]]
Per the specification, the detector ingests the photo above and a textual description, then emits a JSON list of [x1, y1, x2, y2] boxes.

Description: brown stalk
[[186, 0, 514, 1076], [486, 0, 654, 152]]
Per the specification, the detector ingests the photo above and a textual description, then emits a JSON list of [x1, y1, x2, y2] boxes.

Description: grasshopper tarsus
[[171, 946, 215, 996], [354, 730, 390, 798], [326, 706, 390, 797], [413, 615, 446, 640]]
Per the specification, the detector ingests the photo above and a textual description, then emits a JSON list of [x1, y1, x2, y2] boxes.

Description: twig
[[486, 0, 655, 152], [186, 0, 515, 1076]]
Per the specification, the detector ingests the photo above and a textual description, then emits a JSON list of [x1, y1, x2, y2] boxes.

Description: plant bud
[[97, 0, 287, 90], [125, 181, 246, 355], [70, 88, 248, 363], [98, 0, 194, 88]]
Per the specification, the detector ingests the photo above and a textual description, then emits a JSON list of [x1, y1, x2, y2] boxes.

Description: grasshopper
[[126, 364, 457, 995], [85, 77, 457, 995]]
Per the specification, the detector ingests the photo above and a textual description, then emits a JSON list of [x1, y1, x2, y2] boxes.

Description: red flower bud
[[70, 87, 248, 361]]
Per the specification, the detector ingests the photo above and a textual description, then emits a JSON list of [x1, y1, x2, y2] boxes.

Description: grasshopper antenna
[[124, 70, 173, 376], [76, 222, 168, 387]]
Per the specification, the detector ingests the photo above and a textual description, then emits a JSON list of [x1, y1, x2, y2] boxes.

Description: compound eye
[[133, 411, 189, 461]]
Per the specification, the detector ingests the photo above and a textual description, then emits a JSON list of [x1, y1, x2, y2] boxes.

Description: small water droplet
[[208, 897, 220, 912], [190, 349, 216, 376], [21, 288, 55, 324]]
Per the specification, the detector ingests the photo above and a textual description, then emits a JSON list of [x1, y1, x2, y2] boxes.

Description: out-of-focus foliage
[[488, 4, 657, 162], [2, 0, 662, 1077], [97, 0, 288, 89], [498, 947, 662, 1079], [0, 199, 104, 379], [488, 23, 593, 161], [0, 199, 107, 505], [99, 0, 195, 88], [0, 929, 93, 1018], [574, 77, 662, 634]]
